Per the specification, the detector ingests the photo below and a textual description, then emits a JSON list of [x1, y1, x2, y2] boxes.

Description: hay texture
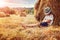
[[34, 0, 60, 26]]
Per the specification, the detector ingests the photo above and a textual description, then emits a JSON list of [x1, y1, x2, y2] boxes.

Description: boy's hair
[[44, 7, 51, 14]]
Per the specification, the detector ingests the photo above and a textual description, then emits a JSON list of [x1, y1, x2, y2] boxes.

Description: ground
[[0, 14, 60, 40]]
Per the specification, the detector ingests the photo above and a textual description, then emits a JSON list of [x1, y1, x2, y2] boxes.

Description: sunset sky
[[0, 0, 37, 8]]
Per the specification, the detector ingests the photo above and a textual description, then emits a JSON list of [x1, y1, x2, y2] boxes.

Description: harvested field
[[0, 14, 60, 40]]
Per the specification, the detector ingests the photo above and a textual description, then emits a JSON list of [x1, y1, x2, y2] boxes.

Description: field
[[0, 14, 60, 40]]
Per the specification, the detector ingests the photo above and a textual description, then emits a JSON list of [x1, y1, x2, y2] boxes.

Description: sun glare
[[0, 0, 7, 7]]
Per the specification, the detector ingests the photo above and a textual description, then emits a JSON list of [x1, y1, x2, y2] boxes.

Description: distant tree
[[31, 8, 34, 14]]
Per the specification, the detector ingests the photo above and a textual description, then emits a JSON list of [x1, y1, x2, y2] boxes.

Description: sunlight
[[0, 0, 7, 7]]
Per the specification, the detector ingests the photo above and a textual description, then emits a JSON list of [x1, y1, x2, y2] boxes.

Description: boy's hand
[[47, 20, 51, 23]]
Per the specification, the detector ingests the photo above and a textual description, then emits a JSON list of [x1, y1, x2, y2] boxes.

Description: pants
[[40, 22, 48, 27]]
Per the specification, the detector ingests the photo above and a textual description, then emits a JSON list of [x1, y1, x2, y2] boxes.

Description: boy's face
[[44, 10, 50, 15], [43, 7, 51, 15], [44, 10, 51, 15]]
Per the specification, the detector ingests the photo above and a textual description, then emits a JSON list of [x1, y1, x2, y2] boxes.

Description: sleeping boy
[[20, 7, 54, 27]]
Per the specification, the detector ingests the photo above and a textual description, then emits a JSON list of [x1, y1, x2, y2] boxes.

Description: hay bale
[[35, 0, 60, 26]]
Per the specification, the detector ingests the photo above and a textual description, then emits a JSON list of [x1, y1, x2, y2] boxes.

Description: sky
[[0, 0, 37, 8]]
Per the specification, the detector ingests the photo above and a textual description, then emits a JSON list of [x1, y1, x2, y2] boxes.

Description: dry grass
[[0, 15, 60, 40]]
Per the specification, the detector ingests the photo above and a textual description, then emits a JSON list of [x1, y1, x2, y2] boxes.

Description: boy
[[40, 7, 54, 26], [20, 7, 54, 27]]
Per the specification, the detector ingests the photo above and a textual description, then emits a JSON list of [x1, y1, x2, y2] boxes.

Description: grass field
[[0, 14, 60, 40]]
